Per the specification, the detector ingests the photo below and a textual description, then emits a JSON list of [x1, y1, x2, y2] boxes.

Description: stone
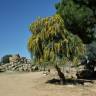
[[32, 65, 39, 71], [9, 54, 21, 63], [84, 82, 92, 87]]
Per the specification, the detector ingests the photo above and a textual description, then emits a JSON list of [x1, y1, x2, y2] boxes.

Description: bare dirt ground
[[0, 71, 96, 96]]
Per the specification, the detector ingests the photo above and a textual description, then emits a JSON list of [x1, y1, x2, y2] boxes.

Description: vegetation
[[1, 54, 12, 64], [28, 15, 85, 63], [55, 0, 96, 79], [27, 0, 96, 81], [28, 14, 85, 82], [55, 0, 96, 44]]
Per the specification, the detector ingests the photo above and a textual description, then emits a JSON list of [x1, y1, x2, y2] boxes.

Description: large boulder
[[76, 69, 93, 79]]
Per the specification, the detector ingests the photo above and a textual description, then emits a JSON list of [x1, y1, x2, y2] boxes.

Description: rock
[[32, 65, 39, 71], [84, 82, 92, 87], [0, 67, 5, 72], [76, 69, 93, 79], [66, 84, 75, 87], [9, 54, 20, 63]]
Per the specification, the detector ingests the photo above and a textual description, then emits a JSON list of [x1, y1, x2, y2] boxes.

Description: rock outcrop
[[0, 62, 39, 72], [0, 54, 39, 72], [9, 54, 20, 63]]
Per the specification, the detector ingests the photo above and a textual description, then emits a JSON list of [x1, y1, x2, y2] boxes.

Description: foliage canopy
[[28, 14, 85, 65], [1, 54, 12, 64], [55, 0, 96, 44]]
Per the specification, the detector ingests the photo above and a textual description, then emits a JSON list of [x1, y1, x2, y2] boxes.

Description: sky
[[0, 0, 59, 58]]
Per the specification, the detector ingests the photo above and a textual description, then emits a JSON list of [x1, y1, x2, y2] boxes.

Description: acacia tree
[[55, 0, 96, 44], [28, 14, 85, 83]]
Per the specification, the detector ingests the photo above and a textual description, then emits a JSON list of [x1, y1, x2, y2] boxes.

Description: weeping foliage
[[28, 14, 86, 65]]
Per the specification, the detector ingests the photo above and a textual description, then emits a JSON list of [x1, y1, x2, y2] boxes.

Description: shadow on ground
[[46, 78, 94, 85]]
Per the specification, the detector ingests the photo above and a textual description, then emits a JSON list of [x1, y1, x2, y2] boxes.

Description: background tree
[[28, 14, 85, 82], [1, 54, 12, 64], [55, 0, 96, 44]]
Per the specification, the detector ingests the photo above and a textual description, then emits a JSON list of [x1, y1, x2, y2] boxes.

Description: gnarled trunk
[[55, 65, 65, 84]]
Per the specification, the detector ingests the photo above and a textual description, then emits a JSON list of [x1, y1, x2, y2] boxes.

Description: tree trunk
[[55, 65, 65, 84]]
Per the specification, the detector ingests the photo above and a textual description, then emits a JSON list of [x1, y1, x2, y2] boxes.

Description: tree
[[28, 14, 85, 83], [55, 0, 96, 44], [1, 54, 12, 64]]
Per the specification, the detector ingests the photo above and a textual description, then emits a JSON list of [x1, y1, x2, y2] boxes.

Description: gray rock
[[84, 82, 92, 87]]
